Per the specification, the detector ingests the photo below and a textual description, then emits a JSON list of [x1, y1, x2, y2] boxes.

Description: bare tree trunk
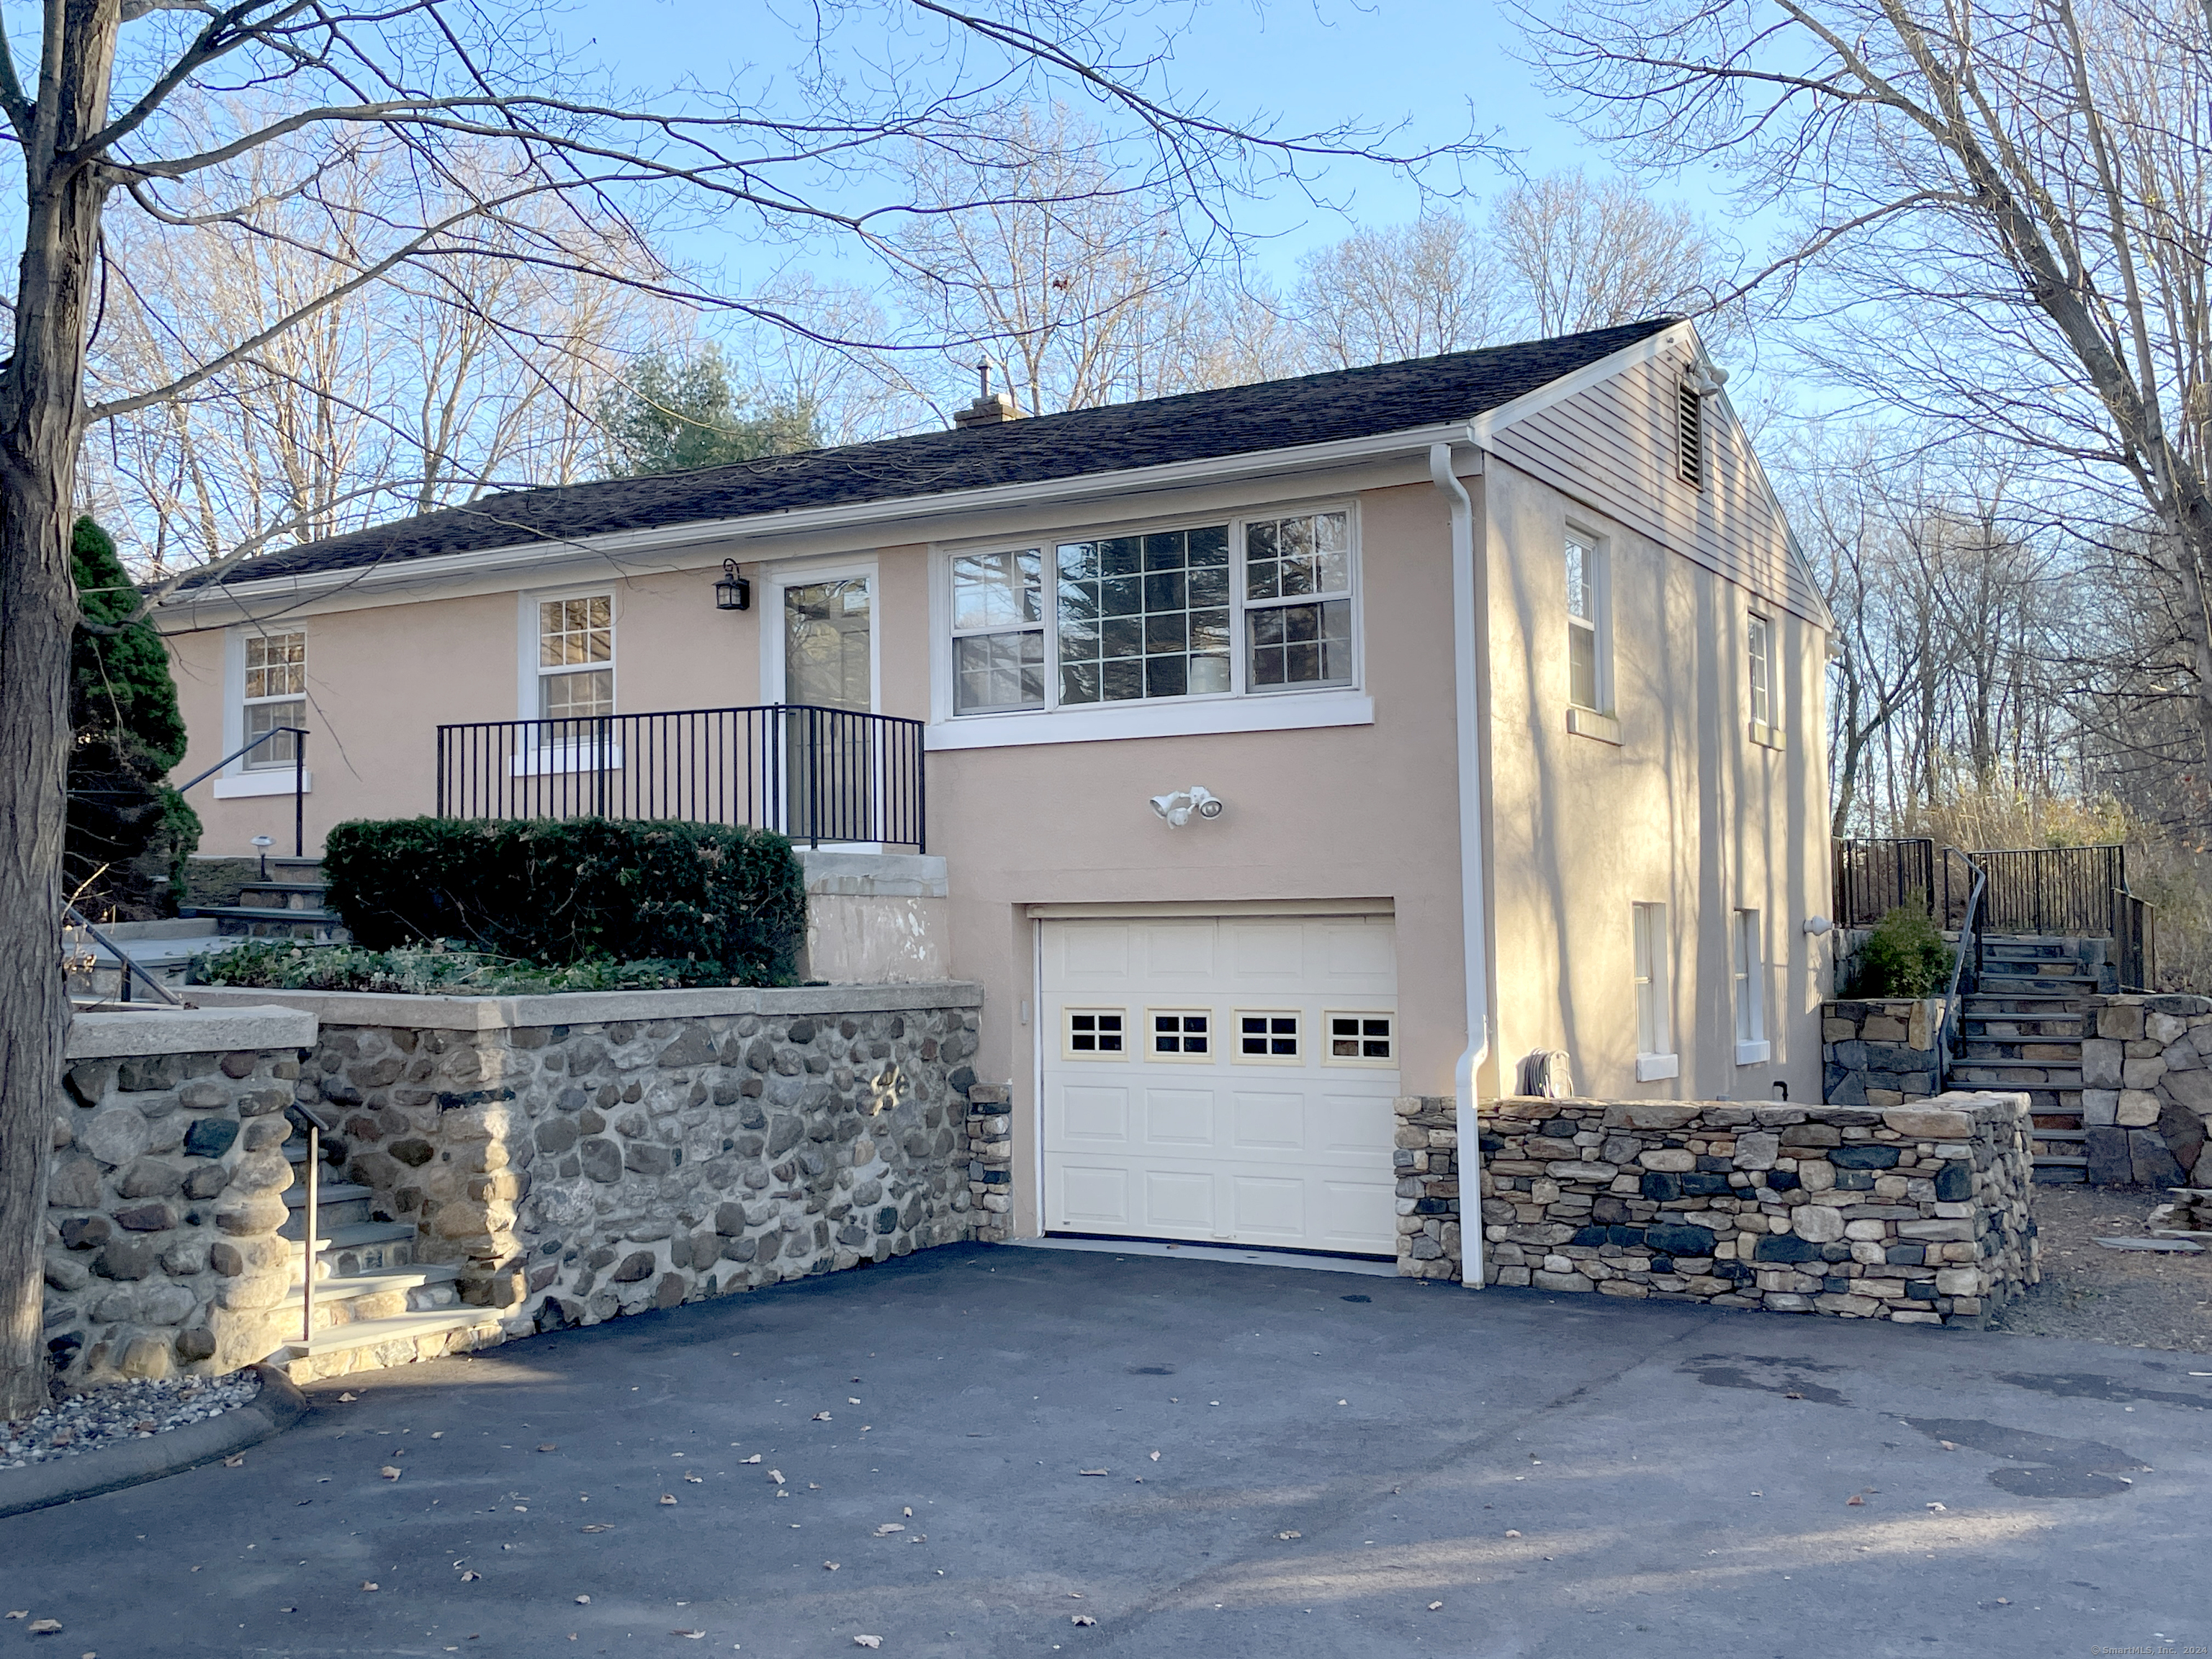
[[0, 1, 120, 1421]]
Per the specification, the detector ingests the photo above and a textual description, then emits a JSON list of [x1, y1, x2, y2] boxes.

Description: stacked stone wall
[[965, 1084, 1015, 1243], [1821, 999, 1944, 1106], [258, 984, 985, 1336], [1394, 1098, 1460, 1277], [45, 1007, 316, 1388], [1399, 1091, 2036, 1325], [2079, 994, 2212, 1187]]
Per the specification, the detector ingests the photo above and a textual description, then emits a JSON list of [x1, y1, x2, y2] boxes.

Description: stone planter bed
[[1398, 1090, 2038, 1325]]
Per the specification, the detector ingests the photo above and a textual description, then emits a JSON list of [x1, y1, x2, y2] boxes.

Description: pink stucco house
[[158, 316, 1835, 1267]]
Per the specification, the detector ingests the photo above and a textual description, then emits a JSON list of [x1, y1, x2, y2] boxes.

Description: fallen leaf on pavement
[[580, 1525, 611, 1534], [222, 1455, 246, 1468], [684, 1475, 703, 1484], [848, 1398, 860, 1405], [27, 1619, 60, 1634], [1927, 1503, 1947, 1512], [360, 1583, 378, 1593], [4, 1612, 23, 1620], [1148, 1452, 1159, 1462], [1276, 1531, 1301, 1540], [873, 1524, 904, 1537], [767, 1470, 784, 1485], [1939, 1441, 1957, 1451], [740, 1455, 761, 1465], [575, 1596, 590, 1605], [337, 1392, 357, 1403], [659, 1495, 678, 1506], [538, 1444, 558, 1453], [1846, 1496, 1864, 1506], [1078, 1469, 1107, 1477], [823, 1563, 840, 1572], [902, 1508, 912, 1517], [1071, 1615, 1097, 1626], [672, 1632, 703, 1640], [853, 1638, 881, 1650], [1426, 1601, 1443, 1611], [814, 1413, 832, 1421], [1503, 1531, 1521, 1539], [380, 1467, 402, 1480]]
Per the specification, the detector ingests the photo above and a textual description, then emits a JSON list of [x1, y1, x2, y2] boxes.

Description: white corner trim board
[[211, 770, 313, 799], [926, 689, 1372, 751], [1636, 1052, 1681, 1082]]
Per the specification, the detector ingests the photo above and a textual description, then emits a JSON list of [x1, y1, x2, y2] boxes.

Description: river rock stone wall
[[273, 985, 984, 1338], [45, 1007, 318, 1388], [2080, 994, 2212, 1187], [1406, 1091, 2036, 1325], [966, 1084, 1015, 1244]]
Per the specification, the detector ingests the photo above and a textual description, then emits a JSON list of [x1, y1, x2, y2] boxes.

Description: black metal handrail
[[62, 903, 184, 1006], [1937, 849, 1984, 1091], [2116, 889, 2157, 992], [174, 725, 310, 857], [434, 703, 927, 852], [1833, 837, 1969, 927]]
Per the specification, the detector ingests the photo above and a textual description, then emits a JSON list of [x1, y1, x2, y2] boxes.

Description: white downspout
[[1430, 441, 1491, 1291]]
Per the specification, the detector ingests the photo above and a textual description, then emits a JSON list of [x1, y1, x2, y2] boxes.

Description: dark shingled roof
[[201, 317, 1676, 588]]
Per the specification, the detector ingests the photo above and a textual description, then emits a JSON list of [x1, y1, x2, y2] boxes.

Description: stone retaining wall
[[189, 982, 984, 1338], [965, 1084, 1015, 1244], [1821, 999, 1946, 1106], [46, 1006, 318, 1387], [1401, 1091, 2037, 1324], [2080, 994, 2212, 1187]]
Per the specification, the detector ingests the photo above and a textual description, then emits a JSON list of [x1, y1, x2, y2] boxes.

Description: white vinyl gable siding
[[1485, 338, 1828, 630]]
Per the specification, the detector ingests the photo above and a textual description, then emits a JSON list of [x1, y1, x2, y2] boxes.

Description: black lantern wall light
[[714, 558, 752, 611]]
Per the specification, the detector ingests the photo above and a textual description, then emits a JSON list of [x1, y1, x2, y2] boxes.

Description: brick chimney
[[952, 362, 1019, 429]]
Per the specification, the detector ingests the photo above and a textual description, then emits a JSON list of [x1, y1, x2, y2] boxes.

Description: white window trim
[[517, 587, 618, 723], [1061, 1007, 1129, 1061], [1231, 1008, 1306, 1064], [760, 557, 881, 714], [1632, 900, 1676, 1081], [1144, 1007, 1217, 1064], [211, 769, 313, 799], [926, 500, 1363, 739], [225, 625, 309, 774], [1746, 611, 1783, 747], [1321, 1010, 1397, 1068], [1564, 523, 1613, 722], [1732, 908, 1768, 1064]]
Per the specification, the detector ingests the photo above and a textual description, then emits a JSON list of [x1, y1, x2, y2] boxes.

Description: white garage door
[[1040, 914, 1399, 1256]]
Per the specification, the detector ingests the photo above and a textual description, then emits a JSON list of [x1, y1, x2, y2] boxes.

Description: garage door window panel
[[1148, 1010, 1214, 1061], [1064, 1009, 1128, 1058], [1236, 1011, 1303, 1061], [1324, 1012, 1395, 1064]]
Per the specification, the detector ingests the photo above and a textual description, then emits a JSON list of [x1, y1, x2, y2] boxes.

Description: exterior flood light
[[1151, 786, 1224, 827], [1802, 915, 1834, 936], [714, 558, 752, 611]]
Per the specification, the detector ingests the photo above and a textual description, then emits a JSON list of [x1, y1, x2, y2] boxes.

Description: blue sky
[[554, 0, 1748, 290]]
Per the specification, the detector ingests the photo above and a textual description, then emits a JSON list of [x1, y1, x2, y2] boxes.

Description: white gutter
[[1430, 441, 1491, 1292]]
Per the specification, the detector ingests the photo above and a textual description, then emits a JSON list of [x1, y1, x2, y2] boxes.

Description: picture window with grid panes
[[948, 508, 1354, 716], [241, 631, 306, 767], [539, 595, 613, 724]]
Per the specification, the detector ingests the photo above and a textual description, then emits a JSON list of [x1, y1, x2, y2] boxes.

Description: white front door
[[1040, 914, 1400, 1256]]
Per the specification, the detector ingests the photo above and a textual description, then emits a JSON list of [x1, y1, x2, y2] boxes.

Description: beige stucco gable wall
[[1478, 343, 1832, 1102]]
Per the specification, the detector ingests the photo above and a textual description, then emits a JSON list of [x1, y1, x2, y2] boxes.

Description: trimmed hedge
[[321, 817, 806, 986]]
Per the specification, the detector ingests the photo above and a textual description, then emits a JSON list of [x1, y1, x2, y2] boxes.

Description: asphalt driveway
[[4, 1242, 2207, 1658]]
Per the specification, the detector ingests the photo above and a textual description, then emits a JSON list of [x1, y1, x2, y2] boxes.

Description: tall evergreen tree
[[596, 346, 820, 476], [67, 518, 199, 919]]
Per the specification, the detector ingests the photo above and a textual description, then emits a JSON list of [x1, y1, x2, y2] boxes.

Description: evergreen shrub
[[320, 817, 805, 986], [1851, 902, 1954, 998]]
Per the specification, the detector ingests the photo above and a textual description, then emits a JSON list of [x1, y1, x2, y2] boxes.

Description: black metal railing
[[1833, 837, 1974, 927], [2117, 889, 2157, 992], [434, 703, 927, 852], [174, 725, 309, 855], [1972, 844, 2126, 938]]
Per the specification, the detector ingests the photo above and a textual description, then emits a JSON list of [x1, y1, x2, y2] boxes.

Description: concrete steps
[[268, 1138, 506, 1382], [179, 861, 348, 942]]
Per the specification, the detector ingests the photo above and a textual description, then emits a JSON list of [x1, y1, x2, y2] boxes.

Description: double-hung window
[[241, 631, 306, 767], [538, 595, 613, 724], [948, 508, 1354, 716], [1632, 901, 1678, 1081], [1747, 613, 1781, 747], [951, 550, 1045, 712], [1732, 909, 1769, 1064]]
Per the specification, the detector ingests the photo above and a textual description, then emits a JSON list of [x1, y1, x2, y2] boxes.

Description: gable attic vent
[[1676, 375, 1705, 489]]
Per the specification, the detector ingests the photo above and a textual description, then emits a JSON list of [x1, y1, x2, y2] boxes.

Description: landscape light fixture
[[251, 833, 274, 881], [715, 559, 752, 612]]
